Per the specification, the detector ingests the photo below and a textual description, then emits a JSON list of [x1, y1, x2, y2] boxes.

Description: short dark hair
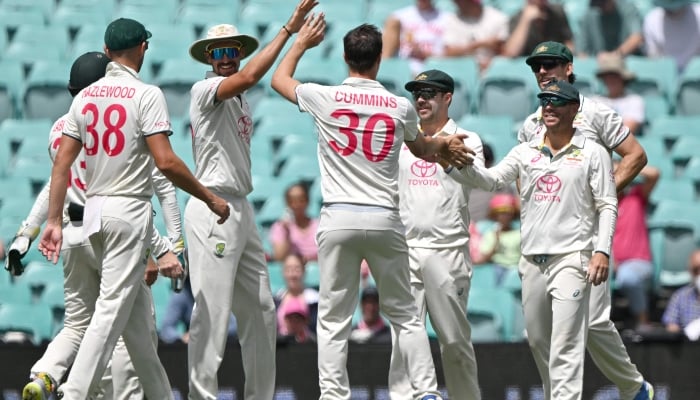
[[343, 24, 382, 73]]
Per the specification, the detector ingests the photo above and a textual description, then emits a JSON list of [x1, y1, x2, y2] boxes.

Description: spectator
[[349, 287, 391, 344], [502, 0, 574, 58], [279, 296, 316, 344], [442, 0, 509, 72], [577, 0, 643, 58], [643, 0, 700, 72], [159, 277, 238, 344], [612, 163, 660, 330], [468, 143, 518, 223], [381, 0, 451, 74], [474, 194, 521, 284], [592, 53, 645, 135], [662, 249, 700, 340], [274, 253, 319, 336], [269, 182, 319, 262]]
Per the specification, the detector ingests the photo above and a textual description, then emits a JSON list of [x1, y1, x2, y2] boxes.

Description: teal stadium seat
[[0, 7, 45, 32], [268, 261, 285, 295], [155, 58, 205, 118], [150, 278, 172, 330], [23, 60, 73, 121], [0, 282, 32, 305], [469, 286, 524, 342], [675, 57, 700, 115], [50, 3, 110, 32], [458, 114, 517, 161], [478, 57, 538, 123], [0, 303, 53, 344], [466, 287, 504, 342], [275, 156, 320, 184], [70, 24, 111, 65], [256, 195, 286, 228], [375, 57, 414, 98], [274, 134, 317, 173], [316, 1, 365, 28], [649, 178, 695, 206], [648, 200, 700, 289], [0, 61, 23, 123], [570, 57, 600, 97], [364, 0, 413, 26], [626, 55, 677, 104], [642, 95, 672, 129], [424, 57, 480, 117], [680, 157, 700, 193], [114, 0, 177, 24], [645, 115, 700, 150], [669, 135, 700, 178], [471, 263, 498, 289], [238, 1, 297, 35], [175, 4, 238, 36], [249, 175, 284, 212], [636, 135, 674, 178], [17, 261, 65, 292], [304, 261, 321, 289], [0, 0, 54, 19]]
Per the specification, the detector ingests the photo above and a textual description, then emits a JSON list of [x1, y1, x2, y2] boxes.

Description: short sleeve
[[141, 85, 172, 136], [191, 76, 224, 112]]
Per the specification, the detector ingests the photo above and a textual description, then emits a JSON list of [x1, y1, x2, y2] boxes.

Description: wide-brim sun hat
[[595, 53, 636, 81], [189, 24, 259, 65]]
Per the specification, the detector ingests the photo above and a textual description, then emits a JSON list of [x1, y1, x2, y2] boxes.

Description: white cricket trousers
[[316, 206, 441, 400], [185, 195, 276, 400], [520, 252, 590, 400], [388, 246, 480, 400], [60, 197, 172, 400], [31, 221, 145, 399]]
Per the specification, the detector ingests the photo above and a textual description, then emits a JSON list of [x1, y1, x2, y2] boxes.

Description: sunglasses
[[539, 96, 572, 107], [208, 46, 241, 60], [411, 88, 440, 100], [530, 60, 563, 73]]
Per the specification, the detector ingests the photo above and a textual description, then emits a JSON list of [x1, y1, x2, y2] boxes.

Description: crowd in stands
[[1, 0, 700, 346]]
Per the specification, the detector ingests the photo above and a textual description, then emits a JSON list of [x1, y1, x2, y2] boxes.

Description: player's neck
[[419, 119, 447, 137], [544, 129, 573, 152]]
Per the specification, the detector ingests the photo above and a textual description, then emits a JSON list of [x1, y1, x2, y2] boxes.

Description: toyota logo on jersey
[[535, 174, 562, 202], [237, 115, 252, 144], [410, 159, 437, 178]]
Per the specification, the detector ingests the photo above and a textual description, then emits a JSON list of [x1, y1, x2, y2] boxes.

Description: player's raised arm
[[271, 12, 326, 104]]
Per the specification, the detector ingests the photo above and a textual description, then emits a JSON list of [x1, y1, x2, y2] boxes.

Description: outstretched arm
[[271, 13, 326, 104]]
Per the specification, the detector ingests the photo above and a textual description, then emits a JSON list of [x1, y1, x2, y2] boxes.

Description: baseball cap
[[283, 297, 310, 319], [104, 18, 152, 51], [68, 52, 110, 93], [525, 41, 574, 66], [404, 69, 455, 93], [537, 80, 580, 102]]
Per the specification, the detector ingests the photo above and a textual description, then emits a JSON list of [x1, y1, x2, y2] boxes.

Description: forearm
[[501, 21, 530, 57], [616, 33, 643, 56], [21, 180, 51, 235], [614, 150, 647, 192], [153, 171, 182, 241], [157, 156, 215, 206], [271, 42, 306, 102], [150, 225, 171, 259], [594, 205, 617, 256]]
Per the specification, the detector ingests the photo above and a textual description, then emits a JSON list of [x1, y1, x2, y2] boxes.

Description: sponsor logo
[[531, 153, 543, 163], [237, 115, 253, 144], [410, 160, 437, 178], [572, 289, 580, 298], [215, 242, 226, 257], [534, 174, 562, 202], [457, 287, 464, 297]]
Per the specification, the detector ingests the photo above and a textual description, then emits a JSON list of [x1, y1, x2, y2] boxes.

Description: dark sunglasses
[[208, 46, 241, 60], [539, 96, 573, 107], [411, 88, 440, 100], [530, 60, 563, 73]]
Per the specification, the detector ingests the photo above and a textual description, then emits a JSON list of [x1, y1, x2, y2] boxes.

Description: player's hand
[[285, 0, 319, 33], [144, 256, 158, 286], [38, 222, 63, 264], [440, 133, 475, 168], [207, 196, 230, 224], [586, 252, 610, 286], [157, 251, 184, 279], [295, 12, 326, 50]]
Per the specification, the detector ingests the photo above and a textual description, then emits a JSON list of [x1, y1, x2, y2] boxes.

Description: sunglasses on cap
[[208, 46, 241, 60], [539, 96, 573, 107], [411, 88, 441, 100], [530, 60, 563, 73]]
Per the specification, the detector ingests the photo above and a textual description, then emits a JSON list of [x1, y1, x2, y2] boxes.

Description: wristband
[[594, 250, 609, 258], [156, 250, 169, 260], [282, 25, 292, 36], [444, 166, 454, 174]]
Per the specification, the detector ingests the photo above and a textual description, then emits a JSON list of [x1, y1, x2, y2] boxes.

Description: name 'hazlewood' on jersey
[[334, 91, 398, 108], [82, 85, 136, 99]]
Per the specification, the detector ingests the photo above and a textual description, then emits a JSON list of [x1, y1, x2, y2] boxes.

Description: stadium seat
[[175, 4, 238, 36], [0, 7, 45, 32], [113, 2, 176, 24], [642, 94, 671, 130], [254, 114, 315, 147], [150, 278, 172, 329], [238, 1, 297, 34], [155, 58, 204, 118], [316, 2, 365, 26], [304, 261, 320, 289], [680, 156, 700, 190], [648, 200, 700, 289], [0, 303, 53, 344], [364, 0, 413, 26], [0, 0, 54, 19], [500, 268, 522, 298], [675, 56, 700, 115], [571, 57, 600, 96], [275, 156, 320, 183], [50, 4, 110, 33], [471, 264, 498, 289], [458, 114, 517, 162], [169, 131, 195, 171], [423, 57, 480, 117], [16, 261, 65, 292], [249, 175, 284, 212], [649, 178, 695, 206], [669, 135, 700, 177], [626, 55, 677, 103], [252, 97, 305, 126], [256, 195, 286, 228], [23, 60, 73, 121], [469, 286, 524, 342], [477, 57, 538, 123], [0, 61, 23, 123], [645, 115, 700, 149], [13, 16, 70, 50], [268, 261, 285, 295], [375, 57, 414, 98], [274, 134, 317, 172], [293, 57, 347, 87]]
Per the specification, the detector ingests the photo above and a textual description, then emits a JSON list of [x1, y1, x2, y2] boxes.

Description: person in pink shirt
[[612, 162, 660, 329], [269, 182, 320, 262], [280, 296, 317, 344], [275, 253, 319, 336]]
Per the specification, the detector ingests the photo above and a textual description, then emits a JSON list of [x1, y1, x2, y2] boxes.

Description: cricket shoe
[[22, 372, 55, 400], [633, 381, 654, 400]]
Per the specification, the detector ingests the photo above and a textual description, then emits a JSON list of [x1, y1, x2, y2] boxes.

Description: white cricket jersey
[[189, 72, 254, 197], [398, 119, 485, 248], [295, 78, 419, 210], [63, 62, 171, 198], [50, 114, 87, 207], [517, 94, 629, 152], [459, 130, 618, 256]]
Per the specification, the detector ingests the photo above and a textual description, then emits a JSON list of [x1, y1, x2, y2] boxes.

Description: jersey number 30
[[330, 109, 395, 163], [82, 103, 126, 157]]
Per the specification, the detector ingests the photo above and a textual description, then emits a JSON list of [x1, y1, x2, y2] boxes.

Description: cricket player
[[520, 41, 653, 400], [184, 1, 318, 398], [271, 20, 474, 400], [38, 18, 230, 399], [460, 80, 617, 400], [388, 69, 483, 400], [8, 51, 184, 400]]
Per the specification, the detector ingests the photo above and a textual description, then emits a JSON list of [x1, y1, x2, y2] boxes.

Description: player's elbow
[[154, 154, 180, 177]]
